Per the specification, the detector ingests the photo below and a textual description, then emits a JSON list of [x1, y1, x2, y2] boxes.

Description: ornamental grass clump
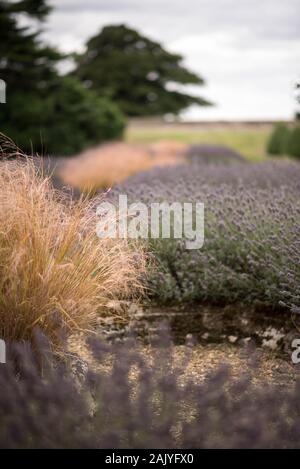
[[60, 142, 186, 192], [0, 159, 146, 348]]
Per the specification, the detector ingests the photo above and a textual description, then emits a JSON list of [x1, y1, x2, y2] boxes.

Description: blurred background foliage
[[0, 0, 123, 155], [73, 24, 211, 117], [267, 123, 300, 158], [0, 1, 210, 156]]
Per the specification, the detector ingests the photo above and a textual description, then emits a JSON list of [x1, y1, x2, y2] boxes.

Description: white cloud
[[44, 0, 300, 120], [170, 30, 299, 119]]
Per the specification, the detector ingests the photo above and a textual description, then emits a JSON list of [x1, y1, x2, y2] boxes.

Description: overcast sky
[[44, 0, 300, 120]]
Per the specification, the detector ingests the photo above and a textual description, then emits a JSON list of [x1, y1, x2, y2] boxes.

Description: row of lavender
[[111, 154, 300, 310], [2, 149, 300, 449]]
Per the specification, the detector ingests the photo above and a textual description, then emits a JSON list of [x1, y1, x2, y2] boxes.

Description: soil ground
[[68, 337, 298, 388], [68, 303, 300, 389]]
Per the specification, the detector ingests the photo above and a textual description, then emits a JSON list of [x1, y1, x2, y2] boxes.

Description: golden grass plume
[[0, 158, 146, 348], [60, 141, 187, 192]]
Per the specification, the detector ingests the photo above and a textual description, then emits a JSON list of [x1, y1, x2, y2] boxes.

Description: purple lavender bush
[[109, 160, 300, 308], [1, 331, 300, 449], [187, 144, 245, 165]]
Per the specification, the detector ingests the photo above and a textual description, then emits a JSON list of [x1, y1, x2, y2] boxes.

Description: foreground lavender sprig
[[1, 330, 300, 449]]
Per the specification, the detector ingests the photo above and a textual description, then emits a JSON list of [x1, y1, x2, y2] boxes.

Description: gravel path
[[68, 336, 298, 388]]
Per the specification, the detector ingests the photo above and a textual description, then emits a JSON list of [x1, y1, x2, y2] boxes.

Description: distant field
[[126, 121, 273, 162]]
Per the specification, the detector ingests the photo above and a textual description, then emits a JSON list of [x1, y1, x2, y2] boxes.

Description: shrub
[[0, 77, 126, 156], [0, 158, 146, 348], [110, 160, 300, 308], [287, 126, 300, 158], [267, 123, 290, 155], [187, 144, 245, 165], [1, 331, 300, 449]]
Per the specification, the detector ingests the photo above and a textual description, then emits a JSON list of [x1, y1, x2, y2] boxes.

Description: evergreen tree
[[0, 1, 59, 93], [73, 24, 211, 117], [0, 1, 125, 155]]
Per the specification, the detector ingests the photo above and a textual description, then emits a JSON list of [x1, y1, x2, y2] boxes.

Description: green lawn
[[126, 124, 272, 162]]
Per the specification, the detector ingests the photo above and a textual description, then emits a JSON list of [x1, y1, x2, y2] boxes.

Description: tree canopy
[[73, 24, 211, 117], [0, 1, 125, 155], [0, 0, 59, 93]]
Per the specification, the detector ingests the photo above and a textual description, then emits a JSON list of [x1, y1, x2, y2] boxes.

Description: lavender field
[[2, 0, 300, 452], [1, 155, 299, 448], [1, 134, 300, 449], [111, 151, 300, 311]]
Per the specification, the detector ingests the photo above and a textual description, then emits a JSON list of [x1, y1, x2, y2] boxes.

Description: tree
[[0, 1, 59, 94], [1, 77, 125, 155], [73, 24, 211, 117], [0, 1, 125, 155]]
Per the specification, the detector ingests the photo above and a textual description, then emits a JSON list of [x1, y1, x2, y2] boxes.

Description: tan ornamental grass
[[59, 141, 187, 192], [0, 158, 146, 348]]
